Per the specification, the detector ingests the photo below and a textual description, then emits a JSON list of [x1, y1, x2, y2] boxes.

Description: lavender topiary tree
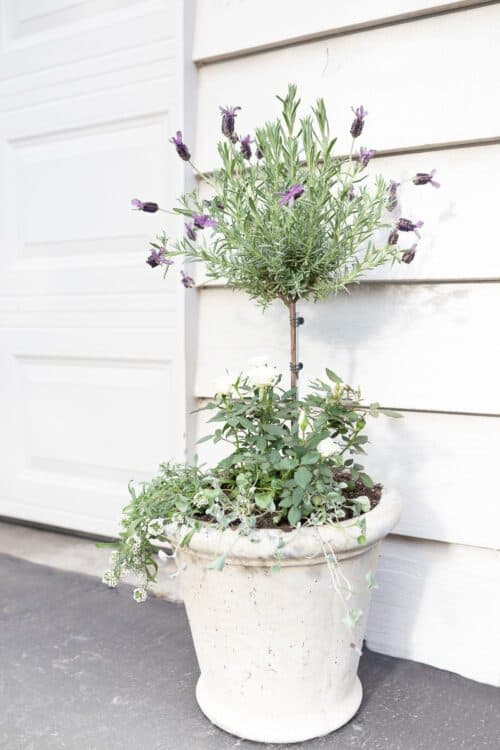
[[132, 84, 437, 390]]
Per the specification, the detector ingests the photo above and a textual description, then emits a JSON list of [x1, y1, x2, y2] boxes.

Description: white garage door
[[0, 1, 188, 535]]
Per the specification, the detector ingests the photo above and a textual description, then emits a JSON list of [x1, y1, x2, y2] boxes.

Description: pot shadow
[[295, 284, 463, 699]]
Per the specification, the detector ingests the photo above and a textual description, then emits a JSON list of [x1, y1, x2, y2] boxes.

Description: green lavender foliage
[[166, 85, 401, 306]]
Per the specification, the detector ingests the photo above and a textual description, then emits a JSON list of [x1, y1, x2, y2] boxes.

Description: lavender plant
[[104, 85, 440, 611], [133, 84, 438, 388]]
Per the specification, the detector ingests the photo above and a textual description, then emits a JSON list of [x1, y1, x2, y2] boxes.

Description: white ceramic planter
[[166, 493, 401, 744]]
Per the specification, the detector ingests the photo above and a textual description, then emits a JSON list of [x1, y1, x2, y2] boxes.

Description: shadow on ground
[[0, 554, 497, 750]]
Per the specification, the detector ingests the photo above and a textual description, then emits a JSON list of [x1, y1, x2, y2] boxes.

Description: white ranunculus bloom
[[248, 355, 270, 368], [317, 437, 342, 457], [214, 373, 238, 396], [248, 364, 280, 388]]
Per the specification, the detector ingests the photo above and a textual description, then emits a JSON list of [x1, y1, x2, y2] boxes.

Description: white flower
[[147, 518, 165, 538], [102, 571, 118, 588], [248, 364, 280, 388], [133, 587, 148, 603], [298, 408, 309, 436], [214, 372, 238, 396], [317, 437, 342, 457], [129, 533, 141, 553]]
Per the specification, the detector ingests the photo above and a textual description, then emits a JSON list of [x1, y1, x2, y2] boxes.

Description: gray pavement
[[0, 553, 498, 750]]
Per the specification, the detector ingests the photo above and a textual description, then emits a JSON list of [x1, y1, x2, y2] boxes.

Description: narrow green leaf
[[325, 368, 342, 384]]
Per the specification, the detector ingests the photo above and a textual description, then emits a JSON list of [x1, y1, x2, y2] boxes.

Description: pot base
[[195, 674, 363, 744]]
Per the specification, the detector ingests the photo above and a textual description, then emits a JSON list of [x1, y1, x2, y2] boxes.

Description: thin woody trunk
[[287, 298, 302, 392]]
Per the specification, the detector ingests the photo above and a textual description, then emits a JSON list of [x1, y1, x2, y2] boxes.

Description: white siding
[[190, 1, 500, 685]]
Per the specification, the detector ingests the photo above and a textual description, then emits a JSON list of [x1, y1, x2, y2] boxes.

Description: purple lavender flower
[[193, 213, 217, 229], [180, 269, 195, 288], [185, 222, 197, 241], [350, 106, 367, 138], [347, 186, 355, 201], [413, 169, 440, 188], [169, 131, 191, 161], [397, 218, 424, 237], [402, 244, 417, 264], [278, 183, 305, 207], [240, 134, 253, 160], [220, 106, 241, 138], [146, 249, 173, 268], [388, 228, 399, 246], [359, 147, 376, 167], [256, 145, 263, 160], [131, 199, 159, 213], [386, 180, 400, 212]]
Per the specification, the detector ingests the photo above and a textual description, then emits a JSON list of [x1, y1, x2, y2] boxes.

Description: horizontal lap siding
[[195, 4, 500, 172], [367, 537, 500, 686], [197, 143, 500, 282], [194, 0, 489, 61], [191, 2, 500, 684], [195, 284, 500, 414]]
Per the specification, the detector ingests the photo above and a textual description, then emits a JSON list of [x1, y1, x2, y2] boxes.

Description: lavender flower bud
[[141, 202, 159, 213], [256, 146, 263, 160], [350, 106, 367, 138], [388, 229, 399, 245], [193, 213, 217, 230], [240, 134, 253, 160], [347, 186, 355, 201], [220, 106, 241, 138], [402, 244, 417, 264], [386, 180, 400, 212], [146, 248, 173, 268], [180, 270, 195, 288], [169, 131, 191, 161], [278, 183, 305, 207], [132, 199, 159, 213], [397, 218, 424, 237], [413, 169, 440, 188], [359, 147, 376, 167], [185, 222, 197, 241]]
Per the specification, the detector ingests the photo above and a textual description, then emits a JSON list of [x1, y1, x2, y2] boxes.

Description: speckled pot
[[166, 493, 401, 744]]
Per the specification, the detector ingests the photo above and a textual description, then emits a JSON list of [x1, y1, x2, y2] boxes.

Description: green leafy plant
[[102, 368, 400, 600]]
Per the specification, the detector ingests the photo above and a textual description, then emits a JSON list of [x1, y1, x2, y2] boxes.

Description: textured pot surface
[[167, 493, 401, 744]]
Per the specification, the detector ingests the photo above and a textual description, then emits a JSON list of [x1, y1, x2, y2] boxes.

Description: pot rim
[[160, 491, 401, 567]]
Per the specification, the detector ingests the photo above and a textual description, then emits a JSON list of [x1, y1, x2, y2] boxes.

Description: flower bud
[[169, 131, 190, 161], [402, 244, 417, 264], [240, 134, 253, 160], [220, 106, 241, 138], [413, 169, 440, 188], [350, 106, 367, 138]]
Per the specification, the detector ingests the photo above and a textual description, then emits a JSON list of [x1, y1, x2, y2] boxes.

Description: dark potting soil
[[198, 469, 383, 531]]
